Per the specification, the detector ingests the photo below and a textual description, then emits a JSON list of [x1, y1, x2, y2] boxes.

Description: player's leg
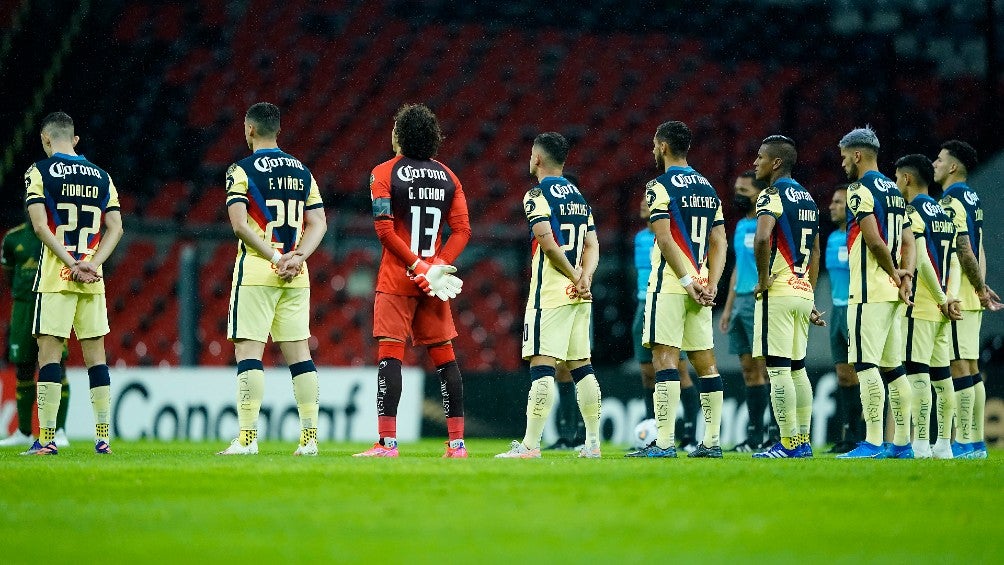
[[790, 297, 813, 452], [3, 299, 36, 445], [904, 317, 932, 458], [633, 301, 656, 420], [222, 285, 275, 455], [964, 312, 986, 457], [839, 302, 887, 457], [677, 354, 700, 451], [682, 298, 722, 458], [79, 336, 112, 453], [544, 363, 576, 449], [356, 292, 414, 457], [273, 286, 319, 455], [25, 291, 75, 455], [414, 295, 466, 457], [643, 293, 685, 455], [752, 292, 799, 457], [928, 323, 954, 459], [278, 340, 318, 455], [55, 356, 70, 445], [829, 304, 861, 452], [879, 304, 912, 456], [565, 303, 600, 457], [949, 314, 978, 457]]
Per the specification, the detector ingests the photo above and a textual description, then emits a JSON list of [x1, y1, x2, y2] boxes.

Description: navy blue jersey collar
[[943, 182, 968, 195], [252, 147, 283, 154], [53, 152, 84, 160], [665, 165, 693, 173]]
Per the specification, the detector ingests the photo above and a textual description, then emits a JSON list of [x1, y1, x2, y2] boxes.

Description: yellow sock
[[699, 376, 723, 447], [768, 366, 797, 443], [522, 376, 554, 450], [300, 428, 317, 446], [40, 427, 56, 444], [857, 367, 885, 445], [955, 386, 975, 442], [931, 378, 954, 440], [90, 385, 111, 441], [654, 381, 680, 449], [37, 381, 62, 432], [237, 367, 265, 446], [292, 371, 319, 431], [887, 375, 913, 445], [909, 373, 931, 442], [574, 375, 602, 447], [792, 367, 813, 437], [973, 380, 985, 442]]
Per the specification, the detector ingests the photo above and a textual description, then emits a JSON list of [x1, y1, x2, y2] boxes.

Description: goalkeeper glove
[[409, 259, 464, 301]]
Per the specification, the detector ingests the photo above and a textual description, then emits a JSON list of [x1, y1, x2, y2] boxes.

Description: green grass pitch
[[1, 439, 999, 563]]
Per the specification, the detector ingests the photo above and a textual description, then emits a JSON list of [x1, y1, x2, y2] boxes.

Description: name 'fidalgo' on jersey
[[645, 166, 724, 295], [24, 153, 120, 294], [755, 178, 818, 299], [523, 177, 595, 309], [226, 148, 324, 288], [845, 170, 909, 304]]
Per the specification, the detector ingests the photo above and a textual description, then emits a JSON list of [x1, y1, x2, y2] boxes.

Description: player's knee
[[87, 364, 110, 388], [377, 340, 405, 362], [427, 342, 455, 367], [529, 365, 556, 381]]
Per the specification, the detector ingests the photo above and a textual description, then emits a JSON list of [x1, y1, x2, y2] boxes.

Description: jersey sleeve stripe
[[305, 202, 324, 210]]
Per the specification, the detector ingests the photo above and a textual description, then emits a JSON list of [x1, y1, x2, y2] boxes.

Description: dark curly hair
[[394, 103, 442, 160], [655, 120, 691, 157]]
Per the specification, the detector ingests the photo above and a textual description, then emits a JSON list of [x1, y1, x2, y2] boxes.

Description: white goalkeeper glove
[[409, 259, 464, 301]]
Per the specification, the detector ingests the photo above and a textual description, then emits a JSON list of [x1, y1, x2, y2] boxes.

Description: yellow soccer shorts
[[642, 292, 712, 352], [33, 291, 110, 340], [228, 285, 310, 343], [522, 302, 591, 361], [848, 301, 903, 367], [903, 316, 951, 367], [753, 293, 811, 360], [950, 310, 982, 362]]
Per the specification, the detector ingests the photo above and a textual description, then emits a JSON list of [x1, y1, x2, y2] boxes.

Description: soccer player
[[834, 127, 916, 460], [825, 186, 864, 454], [894, 154, 962, 459], [21, 111, 124, 455], [748, 135, 825, 459], [219, 102, 326, 456], [632, 194, 698, 448], [1, 220, 72, 448], [496, 132, 602, 459], [719, 170, 771, 451], [626, 120, 727, 459], [934, 140, 998, 459], [357, 103, 469, 458]]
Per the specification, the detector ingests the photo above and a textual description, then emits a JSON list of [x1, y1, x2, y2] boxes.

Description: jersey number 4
[[55, 203, 102, 255]]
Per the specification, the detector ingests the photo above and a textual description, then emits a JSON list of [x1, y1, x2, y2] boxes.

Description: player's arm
[[808, 236, 826, 326], [279, 206, 327, 281], [437, 181, 471, 264], [895, 222, 915, 304], [752, 213, 776, 296], [228, 202, 282, 264], [718, 265, 738, 333], [532, 221, 580, 282], [27, 204, 77, 269], [945, 253, 964, 319], [576, 228, 599, 300], [651, 217, 705, 303], [955, 234, 984, 294], [914, 235, 946, 305], [858, 214, 900, 285], [977, 239, 1000, 306], [706, 223, 726, 298], [88, 210, 123, 269]]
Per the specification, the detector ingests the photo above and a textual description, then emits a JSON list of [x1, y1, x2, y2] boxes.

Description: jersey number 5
[[55, 203, 102, 255]]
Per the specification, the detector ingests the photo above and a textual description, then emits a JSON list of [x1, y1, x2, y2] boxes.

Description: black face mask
[[733, 194, 753, 213]]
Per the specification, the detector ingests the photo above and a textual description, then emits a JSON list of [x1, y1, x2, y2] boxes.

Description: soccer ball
[[632, 418, 657, 449]]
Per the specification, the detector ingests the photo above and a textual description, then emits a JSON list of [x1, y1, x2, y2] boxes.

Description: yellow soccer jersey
[[940, 185, 982, 311], [645, 167, 724, 296], [523, 177, 595, 310], [24, 155, 120, 295], [907, 196, 955, 322], [845, 171, 908, 304], [754, 178, 818, 300], [226, 149, 324, 288]]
